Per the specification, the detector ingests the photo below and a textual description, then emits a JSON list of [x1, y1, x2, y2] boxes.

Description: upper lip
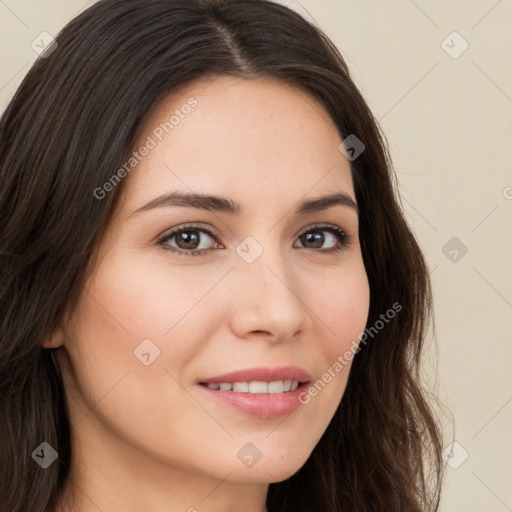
[[198, 365, 312, 384]]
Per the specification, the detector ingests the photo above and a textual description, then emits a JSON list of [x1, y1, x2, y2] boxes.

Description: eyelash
[[156, 223, 352, 257]]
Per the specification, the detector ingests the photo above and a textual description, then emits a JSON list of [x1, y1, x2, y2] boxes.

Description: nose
[[227, 243, 310, 343]]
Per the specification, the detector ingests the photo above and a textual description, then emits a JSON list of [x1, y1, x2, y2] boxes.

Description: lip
[[196, 365, 313, 419], [197, 381, 311, 419], [197, 365, 313, 384]]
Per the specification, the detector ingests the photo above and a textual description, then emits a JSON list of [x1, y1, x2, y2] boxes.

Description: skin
[[48, 76, 370, 512]]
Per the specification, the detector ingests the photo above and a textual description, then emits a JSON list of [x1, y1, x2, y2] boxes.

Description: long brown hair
[[0, 0, 444, 510]]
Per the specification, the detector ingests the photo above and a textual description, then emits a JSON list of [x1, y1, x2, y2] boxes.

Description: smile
[[199, 380, 301, 393]]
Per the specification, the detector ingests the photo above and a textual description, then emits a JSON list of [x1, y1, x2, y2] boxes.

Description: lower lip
[[197, 382, 310, 419]]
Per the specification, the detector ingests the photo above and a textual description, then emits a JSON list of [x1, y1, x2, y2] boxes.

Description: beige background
[[1, 0, 511, 509]]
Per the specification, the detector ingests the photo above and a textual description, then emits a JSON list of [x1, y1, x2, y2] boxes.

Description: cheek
[[314, 264, 370, 355], [290, 263, 370, 419], [62, 253, 222, 414], [83, 250, 221, 343], [61, 276, 195, 448]]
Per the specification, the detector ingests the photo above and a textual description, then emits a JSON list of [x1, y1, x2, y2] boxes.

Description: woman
[[0, 0, 444, 510]]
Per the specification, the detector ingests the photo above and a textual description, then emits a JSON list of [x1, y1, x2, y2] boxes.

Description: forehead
[[120, 76, 354, 215]]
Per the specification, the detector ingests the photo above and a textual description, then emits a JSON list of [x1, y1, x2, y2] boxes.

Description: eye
[[294, 224, 351, 253], [157, 224, 221, 257], [156, 223, 352, 257]]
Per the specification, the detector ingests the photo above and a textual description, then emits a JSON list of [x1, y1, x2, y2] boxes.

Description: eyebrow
[[128, 190, 358, 218]]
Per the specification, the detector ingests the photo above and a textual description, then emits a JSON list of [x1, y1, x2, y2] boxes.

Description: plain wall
[[1, 0, 511, 509]]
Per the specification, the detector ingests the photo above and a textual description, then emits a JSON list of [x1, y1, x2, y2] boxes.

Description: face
[[53, 76, 370, 493]]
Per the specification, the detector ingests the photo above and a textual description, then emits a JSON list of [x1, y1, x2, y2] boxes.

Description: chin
[[223, 449, 312, 484]]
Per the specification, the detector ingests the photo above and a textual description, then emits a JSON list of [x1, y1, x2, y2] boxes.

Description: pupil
[[178, 231, 199, 249], [303, 231, 323, 248]]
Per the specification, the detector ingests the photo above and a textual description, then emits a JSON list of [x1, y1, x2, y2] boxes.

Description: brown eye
[[157, 223, 351, 257], [173, 230, 203, 250], [294, 225, 351, 253], [158, 225, 220, 257]]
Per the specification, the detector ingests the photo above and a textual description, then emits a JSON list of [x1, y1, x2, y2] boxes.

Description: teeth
[[233, 382, 249, 392], [249, 381, 268, 393], [267, 381, 284, 393], [205, 380, 301, 393]]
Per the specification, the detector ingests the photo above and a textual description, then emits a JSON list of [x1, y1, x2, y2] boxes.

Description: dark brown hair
[[0, 0, 444, 510]]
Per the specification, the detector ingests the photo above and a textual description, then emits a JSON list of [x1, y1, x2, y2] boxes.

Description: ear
[[42, 326, 67, 349], [43, 301, 75, 349]]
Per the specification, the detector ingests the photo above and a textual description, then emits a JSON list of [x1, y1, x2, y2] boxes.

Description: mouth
[[198, 380, 308, 393], [195, 366, 312, 419]]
